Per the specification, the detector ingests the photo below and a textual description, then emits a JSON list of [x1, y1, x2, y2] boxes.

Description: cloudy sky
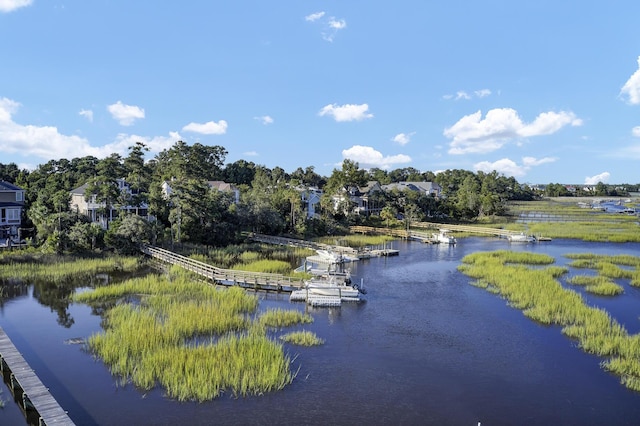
[[1, 1, 640, 184]]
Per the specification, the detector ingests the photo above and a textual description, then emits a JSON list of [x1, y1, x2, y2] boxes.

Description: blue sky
[[1, 1, 640, 185]]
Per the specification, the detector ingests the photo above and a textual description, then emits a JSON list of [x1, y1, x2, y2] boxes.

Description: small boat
[[314, 249, 344, 264], [507, 232, 536, 243], [433, 229, 457, 244], [303, 272, 366, 299]]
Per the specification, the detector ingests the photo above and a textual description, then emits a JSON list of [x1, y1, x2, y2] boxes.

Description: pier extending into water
[[0, 327, 75, 426], [250, 232, 398, 257], [142, 245, 305, 292], [351, 223, 540, 240]]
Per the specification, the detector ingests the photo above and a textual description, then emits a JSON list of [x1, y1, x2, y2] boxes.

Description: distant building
[[332, 181, 384, 216], [70, 179, 150, 228], [161, 180, 240, 204], [297, 187, 322, 219], [0, 181, 24, 239], [381, 181, 442, 198]]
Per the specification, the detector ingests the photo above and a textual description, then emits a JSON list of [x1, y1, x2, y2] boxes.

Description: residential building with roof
[[70, 178, 150, 228], [0, 181, 25, 239]]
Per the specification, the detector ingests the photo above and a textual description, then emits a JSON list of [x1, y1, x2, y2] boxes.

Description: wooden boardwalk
[[142, 245, 305, 292], [248, 233, 360, 256], [0, 327, 75, 426]]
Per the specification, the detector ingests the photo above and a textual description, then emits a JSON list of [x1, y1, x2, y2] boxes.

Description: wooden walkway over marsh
[[142, 245, 305, 292], [351, 224, 518, 238], [0, 327, 75, 426]]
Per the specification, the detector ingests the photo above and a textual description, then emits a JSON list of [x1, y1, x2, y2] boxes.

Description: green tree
[[104, 215, 153, 254], [85, 154, 124, 225]]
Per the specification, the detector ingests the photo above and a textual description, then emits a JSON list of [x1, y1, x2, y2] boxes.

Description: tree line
[[0, 141, 627, 253]]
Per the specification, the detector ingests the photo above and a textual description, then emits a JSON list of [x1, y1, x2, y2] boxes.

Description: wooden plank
[[0, 327, 75, 426]]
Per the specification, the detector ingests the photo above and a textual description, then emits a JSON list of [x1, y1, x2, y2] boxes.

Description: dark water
[[2, 238, 640, 426]]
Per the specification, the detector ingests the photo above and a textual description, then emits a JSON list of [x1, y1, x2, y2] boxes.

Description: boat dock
[[142, 245, 305, 292], [0, 327, 75, 426]]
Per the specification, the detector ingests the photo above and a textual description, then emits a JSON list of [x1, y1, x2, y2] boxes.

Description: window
[[7, 209, 20, 222], [16, 191, 23, 202]]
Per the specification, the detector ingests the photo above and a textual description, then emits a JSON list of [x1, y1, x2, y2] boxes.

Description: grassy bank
[[74, 268, 321, 401], [458, 250, 640, 392], [0, 254, 143, 284]]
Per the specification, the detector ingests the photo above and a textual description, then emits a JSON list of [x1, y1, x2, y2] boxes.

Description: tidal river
[[2, 237, 640, 425]]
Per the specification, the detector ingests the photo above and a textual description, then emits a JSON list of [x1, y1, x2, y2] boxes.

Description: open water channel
[[1, 237, 640, 425]]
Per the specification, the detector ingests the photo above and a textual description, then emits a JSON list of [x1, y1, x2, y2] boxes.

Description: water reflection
[[1, 239, 640, 426]]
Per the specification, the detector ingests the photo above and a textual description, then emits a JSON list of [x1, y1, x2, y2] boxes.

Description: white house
[[298, 187, 322, 219]]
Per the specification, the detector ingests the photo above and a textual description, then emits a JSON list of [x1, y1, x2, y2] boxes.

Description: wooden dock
[[142, 245, 305, 292], [0, 327, 75, 426]]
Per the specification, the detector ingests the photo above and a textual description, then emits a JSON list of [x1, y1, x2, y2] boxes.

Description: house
[[0, 181, 24, 240], [332, 181, 384, 216], [161, 180, 240, 204], [381, 181, 442, 198], [298, 187, 322, 219], [70, 179, 150, 228], [207, 181, 240, 204]]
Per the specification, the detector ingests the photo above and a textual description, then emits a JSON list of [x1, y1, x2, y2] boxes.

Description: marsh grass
[[566, 275, 624, 296], [73, 269, 316, 401], [233, 259, 293, 275], [280, 330, 324, 346], [315, 234, 395, 248], [258, 308, 313, 329], [185, 244, 314, 272], [459, 250, 640, 392], [0, 254, 142, 284]]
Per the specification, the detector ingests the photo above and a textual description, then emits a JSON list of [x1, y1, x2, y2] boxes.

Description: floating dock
[[0, 327, 75, 426]]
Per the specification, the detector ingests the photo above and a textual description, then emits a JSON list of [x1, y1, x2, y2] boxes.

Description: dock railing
[[0, 327, 75, 426], [141, 245, 305, 291]]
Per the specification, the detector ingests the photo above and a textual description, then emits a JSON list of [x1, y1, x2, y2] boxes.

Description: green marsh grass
[[280, 330, 324, 346], [459, 250, 640, 391], [0, 254, 142, 284], [315, 234, 395, 248], [258, 308, 313, 329], [566, 275, 624, 296], [73, 271, 316, 401]]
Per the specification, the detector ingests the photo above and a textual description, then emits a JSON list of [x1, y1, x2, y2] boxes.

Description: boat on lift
[[433, 229, 457, 244], [507, 232, 537, 243]]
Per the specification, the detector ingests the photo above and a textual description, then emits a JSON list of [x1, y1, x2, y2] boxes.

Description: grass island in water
[[458, 250, 640, 392]]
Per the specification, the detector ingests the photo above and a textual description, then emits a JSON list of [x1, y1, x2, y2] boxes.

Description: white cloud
[[445, 108, 582, 155], [305, 11, 325, 22], [455, 91, 471, 100], [328, 17, 347, 30], [243, 151, 259, 157], [319, 103, 373, 122], [632, 126, 640, 137], [521, 156, 556, 167], [79, 109, 93, 122], [254, 115, 273, 125], [0, 97, 20, 122], [474, 156, 557, 178], [306, 11, 346, 42], [322, 17, 346, 42], [182, 120, 228, 135], [342, 145, 411, 169], [392, 132, 415, 146], [0, 0, 32, 13], [104, 132, 182, 157], [443, 89, 491, 101], [0, 97, 181, 161], [107, 101, 145, 126], [585, 172, 610, 185], [620, 56, 640, 105]]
